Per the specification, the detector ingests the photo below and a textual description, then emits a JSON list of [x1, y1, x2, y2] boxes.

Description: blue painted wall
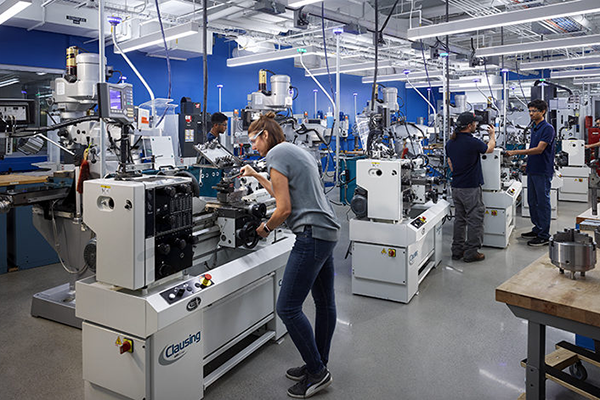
[[0, 26, 432, 122]]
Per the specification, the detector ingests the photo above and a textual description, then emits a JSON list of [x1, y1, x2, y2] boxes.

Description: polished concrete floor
[[0, 199, 597, 400]]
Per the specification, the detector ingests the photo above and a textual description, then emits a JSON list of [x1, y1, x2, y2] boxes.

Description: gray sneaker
[[286, 365, 307, 381], [287, 368, 332, 399]]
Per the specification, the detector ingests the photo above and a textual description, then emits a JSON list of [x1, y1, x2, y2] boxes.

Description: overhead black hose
[[380, 0, 400, 32], [15, 115, 100, 136], [154, 0, 172, 100], [321, 3, 335, 100], [202, 0, 208, 139], [534, 79, 573, 96], [370, 0, 379, 112]]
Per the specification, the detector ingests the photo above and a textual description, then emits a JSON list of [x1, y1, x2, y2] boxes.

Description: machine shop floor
[[0, 200, 595, 400]]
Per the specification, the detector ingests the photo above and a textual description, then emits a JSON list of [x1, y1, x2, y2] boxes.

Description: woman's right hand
[[240, 165, 258, 177]]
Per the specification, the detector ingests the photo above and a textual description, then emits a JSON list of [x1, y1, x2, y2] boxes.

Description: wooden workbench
[[577, 205, 600, 227], [0, 174, 47, 187], [497, 254, 600, 399]]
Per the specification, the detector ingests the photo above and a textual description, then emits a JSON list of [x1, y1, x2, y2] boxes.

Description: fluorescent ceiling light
[[117, 22, 198, 53], [476, 34, 600, 58], [0, 78, 19, 88], [574, 77, 600, 84], [227, 46, 316, 67], [410, 80, 531, 90], [307, 60, 393, 76], [439, 84, 505, 92], [408, 81, 443, 88], [551, 68, 600, 79], [287, 0, 322, 9], [362, 71, 443, 83], [520, 55, 600, 71], [407, 0, 600, 40], [0, 0, 32, 25]]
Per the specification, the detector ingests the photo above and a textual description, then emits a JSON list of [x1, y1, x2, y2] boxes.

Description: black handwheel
[[236, 220, 261, 249], [569, 361, 588, 381]]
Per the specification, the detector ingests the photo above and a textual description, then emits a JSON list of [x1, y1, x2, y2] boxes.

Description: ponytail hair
[[450, 127, 460, 141], [248, 111, 286, 150]]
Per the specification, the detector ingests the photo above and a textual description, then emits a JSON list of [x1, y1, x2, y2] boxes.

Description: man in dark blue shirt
[[207, 112, 228, 142], [507, 99, 555, 246], [446, 112, 496, 262]]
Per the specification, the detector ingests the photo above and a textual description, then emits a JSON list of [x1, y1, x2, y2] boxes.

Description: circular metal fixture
[[549, 229, 596, 279]]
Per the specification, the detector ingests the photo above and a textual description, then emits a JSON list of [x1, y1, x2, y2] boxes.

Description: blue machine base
[[7, 206, 58, 271]]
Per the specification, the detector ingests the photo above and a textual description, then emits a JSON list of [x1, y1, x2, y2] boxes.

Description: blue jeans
[[276, 227, 337, 375], [527, 174, 552, 240]]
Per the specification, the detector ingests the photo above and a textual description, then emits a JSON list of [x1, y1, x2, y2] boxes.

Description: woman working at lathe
[[240, 112, 340, 399]]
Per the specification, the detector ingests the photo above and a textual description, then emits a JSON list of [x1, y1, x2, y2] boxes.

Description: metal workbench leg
[[526, 321, 546, 400]]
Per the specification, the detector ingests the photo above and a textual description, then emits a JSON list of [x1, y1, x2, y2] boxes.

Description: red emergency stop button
[[120, 338, 133, 354], [200, 274, 213, 288]]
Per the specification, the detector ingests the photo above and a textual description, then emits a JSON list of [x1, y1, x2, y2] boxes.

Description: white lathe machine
[[349, 158, 449, 303], [76, 174, 292, 400]]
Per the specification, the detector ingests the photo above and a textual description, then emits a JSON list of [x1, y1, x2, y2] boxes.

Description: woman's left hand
[[256, 222, 270, 238]]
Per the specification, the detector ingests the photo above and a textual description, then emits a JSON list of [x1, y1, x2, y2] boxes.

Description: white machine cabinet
[[522, 174, 562, 220], [562, 139, 585, 167], [482, 180, 522, 248], [350, 201, 449, 303], [479, 148, 522, 248], [559, 166, 590, 202], [77, 237, 293, 400], [481, 148, 502, 191], [558, 139, 589, 202], [356, 159, 403, 221]]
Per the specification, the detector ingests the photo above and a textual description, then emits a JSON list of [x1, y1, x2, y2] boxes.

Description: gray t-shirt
[[266, 142, 340, 242]]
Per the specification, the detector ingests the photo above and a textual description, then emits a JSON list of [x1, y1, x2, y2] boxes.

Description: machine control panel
[[411, 216, 427, 228], [97, 82, 134, 124], [160, 274, 214, 305]]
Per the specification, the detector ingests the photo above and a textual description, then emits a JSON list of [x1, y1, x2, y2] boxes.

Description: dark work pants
[[527, 174, 552, 240], [451, 186, 485, 258]]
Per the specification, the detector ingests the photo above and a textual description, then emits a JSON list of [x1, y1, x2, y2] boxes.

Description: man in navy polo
[[506, 99, 555, 246], [446, 112, 496, 262]]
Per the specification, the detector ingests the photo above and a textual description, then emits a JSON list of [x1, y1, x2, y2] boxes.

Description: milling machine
[[231, 70, 331, 162]]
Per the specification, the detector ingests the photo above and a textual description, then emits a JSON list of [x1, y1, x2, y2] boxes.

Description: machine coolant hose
[[299, 52, 336, 120], [112, 29, 156, 126], [406, 75, 437, 133]]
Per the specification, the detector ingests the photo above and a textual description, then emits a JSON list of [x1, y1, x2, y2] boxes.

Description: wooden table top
[[0, 174, 48, 187], [496, 253, 600, 328]]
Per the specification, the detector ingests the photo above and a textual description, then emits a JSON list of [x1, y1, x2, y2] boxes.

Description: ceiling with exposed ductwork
[[3, 0, 600, 87]]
